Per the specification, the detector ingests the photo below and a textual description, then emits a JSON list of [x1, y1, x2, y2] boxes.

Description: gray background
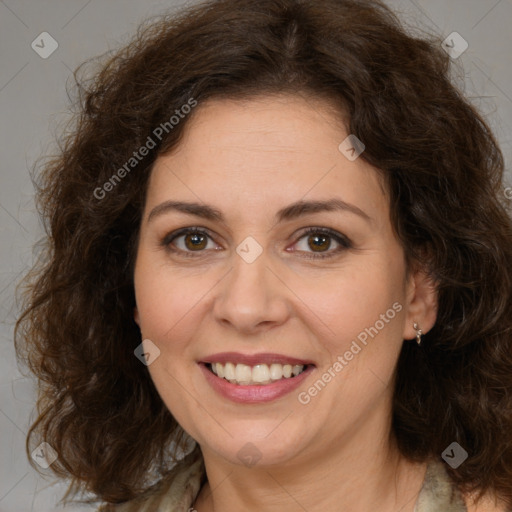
[[1, 0, 511, 510]]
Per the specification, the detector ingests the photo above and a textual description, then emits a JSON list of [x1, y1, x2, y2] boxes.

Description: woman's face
[[133, 94, 436, 468]]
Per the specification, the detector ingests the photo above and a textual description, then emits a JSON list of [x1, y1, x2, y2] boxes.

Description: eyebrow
[[147, 198, 372, 224]]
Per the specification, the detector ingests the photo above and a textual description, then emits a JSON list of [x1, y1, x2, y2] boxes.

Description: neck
[[193, 417, 427, 512]]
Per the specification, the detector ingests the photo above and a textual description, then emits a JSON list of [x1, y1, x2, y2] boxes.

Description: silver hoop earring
[[413, 322, 423, 346]]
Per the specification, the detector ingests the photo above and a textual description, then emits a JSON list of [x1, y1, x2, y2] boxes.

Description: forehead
[[146, 95, 388, 224]]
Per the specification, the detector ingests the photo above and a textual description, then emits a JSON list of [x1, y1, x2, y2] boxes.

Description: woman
[[15, 0, 512, 510]]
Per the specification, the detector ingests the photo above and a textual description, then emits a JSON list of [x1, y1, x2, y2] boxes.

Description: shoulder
[[417, 459, 511, 512], [97, 448, 205, 512]]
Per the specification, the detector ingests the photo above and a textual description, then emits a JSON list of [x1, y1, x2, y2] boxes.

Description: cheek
[[294, 258, 406, 421], [294, 258, 405, 346], [302, 271, 406, 403], [133, 260, 209, 422], [134, 255, 211, 341]]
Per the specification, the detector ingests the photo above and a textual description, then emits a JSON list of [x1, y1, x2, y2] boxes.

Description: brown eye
[[307, 233, 331, 252], [163, 228, 218, 257], [183, 232, 208, 251], [292, 228, 352, 260]]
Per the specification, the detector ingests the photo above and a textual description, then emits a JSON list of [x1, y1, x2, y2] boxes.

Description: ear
[[402, 267, 438, 341]]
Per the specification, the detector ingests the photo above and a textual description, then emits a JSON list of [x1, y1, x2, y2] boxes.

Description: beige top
[[413, 459, 467, 512], [98, 449, 468, 511]]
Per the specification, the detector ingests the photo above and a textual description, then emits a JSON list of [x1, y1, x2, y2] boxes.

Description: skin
[[133, 93, 442, 512]]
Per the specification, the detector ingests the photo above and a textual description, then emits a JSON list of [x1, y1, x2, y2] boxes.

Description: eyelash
[[162, 227, 352, 260]]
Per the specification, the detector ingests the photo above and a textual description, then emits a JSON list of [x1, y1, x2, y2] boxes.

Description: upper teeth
[[210, 362, 305, 385]]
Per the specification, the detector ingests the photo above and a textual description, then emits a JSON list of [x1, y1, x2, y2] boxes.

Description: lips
[[198, 352, 316, 403]]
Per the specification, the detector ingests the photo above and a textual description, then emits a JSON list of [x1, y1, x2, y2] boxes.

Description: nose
[[212, 247, 290, 335]]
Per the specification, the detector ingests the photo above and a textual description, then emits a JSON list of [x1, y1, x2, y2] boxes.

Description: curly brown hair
[[15, 0, 512, 508]]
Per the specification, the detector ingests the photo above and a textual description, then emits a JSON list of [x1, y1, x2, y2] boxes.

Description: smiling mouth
[[206, 362, 311, 386]]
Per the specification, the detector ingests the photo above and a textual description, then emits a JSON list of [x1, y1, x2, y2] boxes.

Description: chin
[[195, 423, 313, 468]]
